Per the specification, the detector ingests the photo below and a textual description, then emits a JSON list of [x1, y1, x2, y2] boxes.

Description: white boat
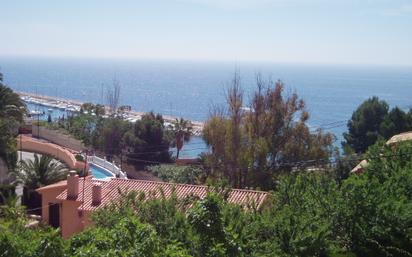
[[29, 110, 44, 116], [57, 104, 67, 110]]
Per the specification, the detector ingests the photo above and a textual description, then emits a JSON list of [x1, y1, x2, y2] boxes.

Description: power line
[[0, 202, 60, 218], [122, 142, 412, 171]]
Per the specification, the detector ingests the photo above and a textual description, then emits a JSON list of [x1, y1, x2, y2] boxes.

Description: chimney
[[67, 170, 79, 198], [92, 182, 102, 205]]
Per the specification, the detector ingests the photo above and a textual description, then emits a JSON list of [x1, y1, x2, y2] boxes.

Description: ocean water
[[1, 57, 412, 157]]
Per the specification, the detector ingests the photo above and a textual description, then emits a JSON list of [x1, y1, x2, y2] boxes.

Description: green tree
[[1, 150, 412, 257], [343, 97, 389, 153], [69, 216, 162, 257], [15, 154, 68, 190], [170, 118, 192, 159], [80, 102, 106, 116], [0, 76, 26, 170], [95, 104, 106, 116], [126, 112, 172, 164], [338, 141, 412, 256], [93, 117, 131, 158], [188, 193, 231, 257], [343, 97, 412, 153], [380, 106, 410, 138], [0, 80, 26, 123], [0, 194, 25, 220], [0, 119, 18, 170], [65, 113, 98, 145], [203, 74, 334, 189], [147, 164, 204, 184], [13, 154, 68, 211], [0, 218, 66, 257]]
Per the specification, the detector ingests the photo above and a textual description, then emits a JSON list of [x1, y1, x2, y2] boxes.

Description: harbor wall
[[32, 126, 86, 152]]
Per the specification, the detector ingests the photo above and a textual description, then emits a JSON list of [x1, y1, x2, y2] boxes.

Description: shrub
[[75, 154, 84, 162], [147, 164, 204, 184]]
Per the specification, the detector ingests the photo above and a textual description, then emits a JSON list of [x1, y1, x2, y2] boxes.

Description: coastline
[[17, 91, 204, 136]]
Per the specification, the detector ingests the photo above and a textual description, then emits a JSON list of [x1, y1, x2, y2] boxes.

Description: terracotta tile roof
[[351, 131, 412, 174], [351, 159, 369, 174], [56, 178, 269, 211], [386, 131, 412, 145]]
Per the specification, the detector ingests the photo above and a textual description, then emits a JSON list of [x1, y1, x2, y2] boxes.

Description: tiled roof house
[[351, 131, 412, 173], [36, 172, 269, 238]]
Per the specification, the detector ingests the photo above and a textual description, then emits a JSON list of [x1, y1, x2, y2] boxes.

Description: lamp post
[[120, 143, 123, 172], [80, 150, 88, 217], [20, 134, 22, 162]]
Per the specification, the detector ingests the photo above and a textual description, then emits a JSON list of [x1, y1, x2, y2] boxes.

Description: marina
[[18, 91, 204, 136]]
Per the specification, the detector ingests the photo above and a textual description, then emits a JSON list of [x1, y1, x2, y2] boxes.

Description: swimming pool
[[90, 164, 115, 179]]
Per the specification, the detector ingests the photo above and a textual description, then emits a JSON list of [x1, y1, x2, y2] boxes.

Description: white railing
[[87, 155, 127, 179]]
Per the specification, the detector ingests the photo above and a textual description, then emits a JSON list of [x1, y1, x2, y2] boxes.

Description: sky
[[1, 0, 412, 66]]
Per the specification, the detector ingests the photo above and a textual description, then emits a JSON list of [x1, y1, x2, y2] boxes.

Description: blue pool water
[[90, 164, 114, 179]]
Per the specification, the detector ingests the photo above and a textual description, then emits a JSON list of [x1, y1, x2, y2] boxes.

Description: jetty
[[17, 91, 204, 136]]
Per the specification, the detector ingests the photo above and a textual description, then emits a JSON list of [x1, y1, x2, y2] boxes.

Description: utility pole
[[120, 147, 123, 173], [37, 111, 40, 138], [80, 150, 88, 217], [20, 133, 22, 162], [36, 86, 40, 139]]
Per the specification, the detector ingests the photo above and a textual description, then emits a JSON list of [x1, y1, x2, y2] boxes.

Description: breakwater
[[18, 91, 204, 136]]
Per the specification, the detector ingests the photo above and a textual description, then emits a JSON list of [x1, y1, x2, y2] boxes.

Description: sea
[[1, 57, 412, 158]]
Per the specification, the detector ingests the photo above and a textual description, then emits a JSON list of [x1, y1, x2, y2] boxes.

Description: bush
[[0, 222, 66, 257], [0, 185, 16, 205], [1, 141, 412, 257], [74, 154, 84, 162], [147, 164, 204, 184], [70, 217, 161, 257], [337, 142, 412, 256]]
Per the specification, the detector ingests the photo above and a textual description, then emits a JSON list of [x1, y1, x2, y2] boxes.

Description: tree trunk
[[22, 188, 42, 215]]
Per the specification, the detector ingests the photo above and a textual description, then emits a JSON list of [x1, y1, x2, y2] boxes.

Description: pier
[[17, 91, 204, 136]]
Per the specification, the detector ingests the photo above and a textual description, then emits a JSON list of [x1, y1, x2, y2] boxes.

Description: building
[[351, 131, 412, 173], [385, 131, 412, 145], [36, 172, 269, 238]]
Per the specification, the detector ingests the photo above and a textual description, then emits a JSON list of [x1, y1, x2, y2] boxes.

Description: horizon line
[[1, 54, 412, 69]]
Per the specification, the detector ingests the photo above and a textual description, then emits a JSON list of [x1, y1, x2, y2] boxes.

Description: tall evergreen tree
[[343, 97, 412, 153]]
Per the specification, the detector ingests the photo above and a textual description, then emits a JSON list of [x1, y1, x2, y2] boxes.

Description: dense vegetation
[[1, 71, 412, 256], [147, 164, 204, 184], [203, 75, 335, 189], [53, 111, 173, 164], [1, 141, 411, 256], [0, 72, 26, 170], [343, 96, 412, 153], [12, 154, 68, 212]]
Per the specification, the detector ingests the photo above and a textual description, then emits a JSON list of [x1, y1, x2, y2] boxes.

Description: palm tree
[[0, 77, 26, 123], [170, 118, 192, 159], [0, 76, 26, 171], [0, 194, 25, 220], [14, 154, 68, 212], [15, 154, 68, 190]]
